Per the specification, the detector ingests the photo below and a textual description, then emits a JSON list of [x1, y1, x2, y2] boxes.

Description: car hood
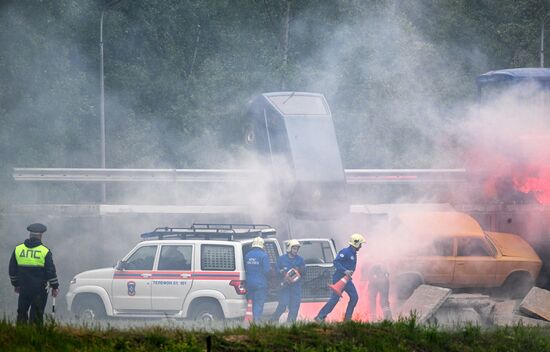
[[486, 232, 541, 260], [76, 267, 115, 279]]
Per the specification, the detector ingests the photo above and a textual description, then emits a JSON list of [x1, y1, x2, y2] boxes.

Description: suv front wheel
[[74, 295, 106, 321]]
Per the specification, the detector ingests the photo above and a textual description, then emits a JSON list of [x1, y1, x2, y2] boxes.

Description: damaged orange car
[[386, 211, 542, 299]]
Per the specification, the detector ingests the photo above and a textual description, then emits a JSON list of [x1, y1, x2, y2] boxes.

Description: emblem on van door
[[127, 281, 136, 296]]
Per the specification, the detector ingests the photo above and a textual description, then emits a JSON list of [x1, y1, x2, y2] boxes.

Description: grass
[[1, 318, 550, 351]]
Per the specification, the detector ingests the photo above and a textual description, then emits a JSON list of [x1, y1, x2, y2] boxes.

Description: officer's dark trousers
[[17, 289, 48, 325], [317, 279, 358, 321], [368, 279, 391, 321]]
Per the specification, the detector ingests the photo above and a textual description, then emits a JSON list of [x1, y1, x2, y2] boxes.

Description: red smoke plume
[[464, 135, 550, 205]]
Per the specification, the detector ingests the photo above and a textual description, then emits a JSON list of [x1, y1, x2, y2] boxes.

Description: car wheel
[[76, 297, 106, 321], [396, 274, 423, 300], [191, 302, 224, 323], [501, 273, 534, 299]]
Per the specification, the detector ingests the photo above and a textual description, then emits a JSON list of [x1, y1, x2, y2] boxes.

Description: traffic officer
[[9, 223, 59, 324], [367, 262, 392, 321], [270, 239, 305, 323], [245, 236, 271, 321], [315, 233, 366, 322]]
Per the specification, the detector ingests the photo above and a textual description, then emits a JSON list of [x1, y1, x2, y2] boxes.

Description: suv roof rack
[[140, 223, 277, 241]]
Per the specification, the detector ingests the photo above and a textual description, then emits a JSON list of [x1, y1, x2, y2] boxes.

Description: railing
[[13, 167, 467, 184], [141, 223, 276, 240], [12, 168, 258, 182], [344, 168, 467, 184]]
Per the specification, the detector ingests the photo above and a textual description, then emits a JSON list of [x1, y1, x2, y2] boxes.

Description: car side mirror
[[115, 260, 126, 270]]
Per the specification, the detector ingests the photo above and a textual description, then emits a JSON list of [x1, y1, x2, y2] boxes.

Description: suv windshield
[[125, 245, 157, 270], [299, 241, 334, 264]]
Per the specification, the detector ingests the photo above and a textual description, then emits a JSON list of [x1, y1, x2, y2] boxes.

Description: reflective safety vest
[[15, 244, 49, 267]]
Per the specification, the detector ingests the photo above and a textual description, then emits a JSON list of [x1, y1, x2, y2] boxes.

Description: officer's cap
[[27, 223, 47, 234]]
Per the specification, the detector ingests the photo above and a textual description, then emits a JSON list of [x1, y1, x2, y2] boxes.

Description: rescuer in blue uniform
[[315, 233, 366, 322], [9, 223, 59, 324], [245, 236, 271, 321], [270, 239, 306, 323]]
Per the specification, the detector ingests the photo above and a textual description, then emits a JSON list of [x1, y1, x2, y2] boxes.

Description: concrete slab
[[430, 307, 483, 327], [397, 285, 451, 324], [512, 315, 550, 327], [444, 293, 492, 309], [519, 287, 550, 321], [492, 300, 520, 326], [491, 299, 550, 327], [438, 293, 494, 326]]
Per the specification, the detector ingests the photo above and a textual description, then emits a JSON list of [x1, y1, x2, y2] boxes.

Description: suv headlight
[[70, 277, 77, 285]]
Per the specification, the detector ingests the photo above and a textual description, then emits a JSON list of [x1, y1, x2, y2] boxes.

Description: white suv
[[66, 224, 336, 321]]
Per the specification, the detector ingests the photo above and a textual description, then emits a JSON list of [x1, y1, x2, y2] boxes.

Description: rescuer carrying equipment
[[270, 238, 305, 323], [281, 240, 302, 285], [282, 240, 303, 285], [9, 223, 59, 325], [315, 233, 366, 322]]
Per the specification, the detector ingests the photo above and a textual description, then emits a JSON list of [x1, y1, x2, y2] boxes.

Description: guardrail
[[12, 168, 259, 183], [344, 168, 467, 184], [13, 167, 467, 184]]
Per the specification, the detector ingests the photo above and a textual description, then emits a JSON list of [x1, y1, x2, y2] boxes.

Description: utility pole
[[99, 0, 123, 203], [281, 1, 291, 90], [541, 12, 550, 67]]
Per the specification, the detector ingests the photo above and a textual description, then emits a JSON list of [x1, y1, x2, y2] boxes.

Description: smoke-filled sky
[[2, 1, 546, 173]]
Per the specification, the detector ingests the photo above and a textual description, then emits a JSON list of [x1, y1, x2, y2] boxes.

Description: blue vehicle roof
[[477, 68, 550, 86]]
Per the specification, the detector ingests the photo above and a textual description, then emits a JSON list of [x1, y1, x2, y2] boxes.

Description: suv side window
[[201, 244, 235, 271], [158, 245, 192, 270], [125, 245, 157, 270], [457, 238, 491, 256]]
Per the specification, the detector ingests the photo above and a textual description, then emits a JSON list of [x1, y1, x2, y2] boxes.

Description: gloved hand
[[344, 270, 354, 277]]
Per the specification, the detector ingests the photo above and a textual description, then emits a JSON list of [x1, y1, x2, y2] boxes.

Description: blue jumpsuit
[[316, 245, 359, 321], [245, 247, 271, 321], [271, 253, 305, 323]]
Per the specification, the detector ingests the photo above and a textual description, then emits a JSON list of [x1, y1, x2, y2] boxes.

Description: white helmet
[[285, 239, 301, 253], [251, 236, 265, 249], [349, 233, 366, 249]]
